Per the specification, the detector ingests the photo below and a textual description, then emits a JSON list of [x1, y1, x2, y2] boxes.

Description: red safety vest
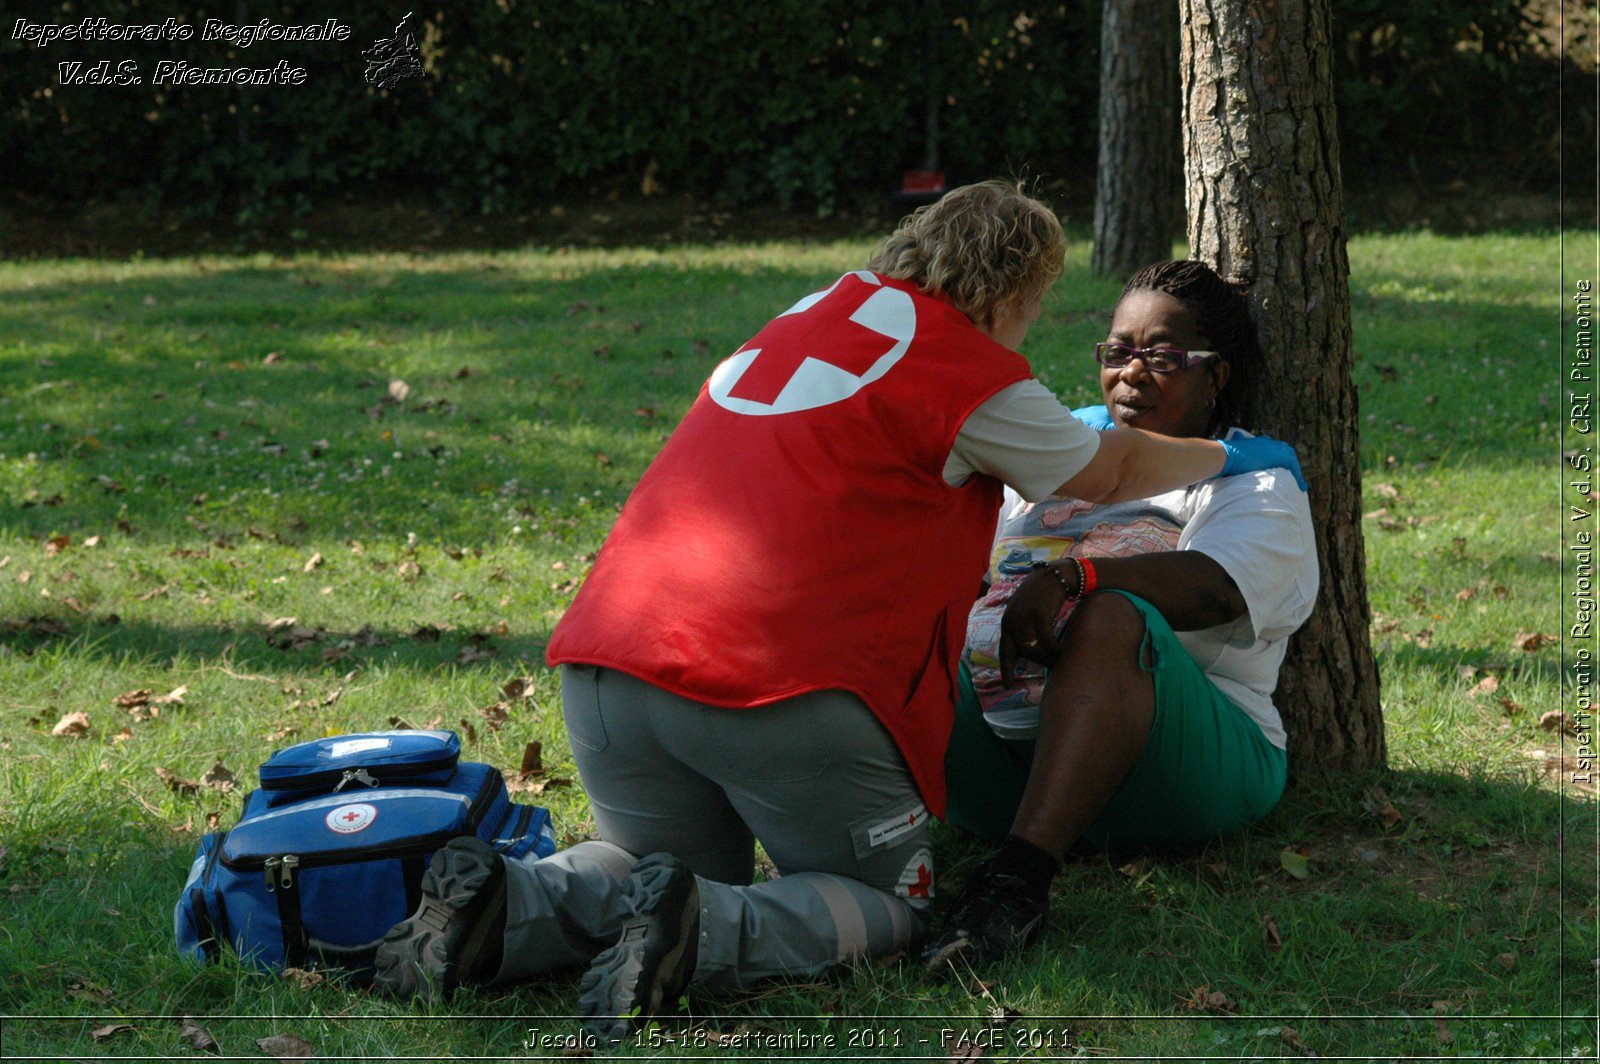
[[546, 271, 1034, 813]]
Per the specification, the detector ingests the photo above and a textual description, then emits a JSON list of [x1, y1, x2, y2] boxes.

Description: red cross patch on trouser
[[894, 848, 936, 903]]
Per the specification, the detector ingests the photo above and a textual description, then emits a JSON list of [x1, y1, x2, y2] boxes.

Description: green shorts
[[943, 591, 1287, 853]]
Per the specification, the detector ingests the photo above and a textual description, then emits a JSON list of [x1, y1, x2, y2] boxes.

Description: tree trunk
[[1091, 0, 1181, 279], [1179, 0, 1386, 772]]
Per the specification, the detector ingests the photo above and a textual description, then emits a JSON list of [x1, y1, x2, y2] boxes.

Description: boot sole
[[576, 855, 698, 1046], [372, 838, 505, 1002]]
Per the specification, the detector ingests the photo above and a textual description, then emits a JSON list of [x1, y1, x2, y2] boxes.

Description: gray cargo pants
[[491, 664, 932, 994]]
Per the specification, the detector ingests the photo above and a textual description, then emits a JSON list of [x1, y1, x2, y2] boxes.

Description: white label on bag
[[326, 737, 392, 759], [325, 803, 378, 834]]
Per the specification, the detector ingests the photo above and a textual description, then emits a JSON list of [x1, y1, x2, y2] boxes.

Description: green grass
[[0, 229, 1593, 1060]]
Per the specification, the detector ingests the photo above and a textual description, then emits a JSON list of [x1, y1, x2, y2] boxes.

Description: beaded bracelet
[[1032, 559, 1080, 599], [1079, 556, 1099, 596]]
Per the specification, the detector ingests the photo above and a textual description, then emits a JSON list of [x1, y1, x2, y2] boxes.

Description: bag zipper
[[264, 855, 307, 968], [462, 766, 502, 833], [261, 755, 457, 796], [201, 829, 228, 888]]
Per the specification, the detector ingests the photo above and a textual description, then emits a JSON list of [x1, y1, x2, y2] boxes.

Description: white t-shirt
[[943, 379, 1100, 500], [974, 429, 1318, 750]]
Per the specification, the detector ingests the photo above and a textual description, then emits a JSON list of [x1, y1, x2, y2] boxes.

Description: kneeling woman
[[925, 260, 1318, 968]]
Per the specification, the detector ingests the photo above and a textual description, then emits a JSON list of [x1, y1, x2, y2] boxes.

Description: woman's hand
[[998, 565, 1071, 677], [1218, 435, 1307, 490]]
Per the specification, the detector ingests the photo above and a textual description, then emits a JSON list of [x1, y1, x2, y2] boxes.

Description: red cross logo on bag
[[708, 272, 916, 416], [324, 802, 377, 834]]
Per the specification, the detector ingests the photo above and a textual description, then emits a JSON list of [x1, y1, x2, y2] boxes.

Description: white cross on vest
[[709, 272, 917, 416]]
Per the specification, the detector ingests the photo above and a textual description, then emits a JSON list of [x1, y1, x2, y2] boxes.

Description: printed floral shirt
[[964, 492, 1184, 736]]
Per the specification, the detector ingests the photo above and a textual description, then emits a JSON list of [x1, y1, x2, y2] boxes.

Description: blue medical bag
[[174, 730, 556, 980]]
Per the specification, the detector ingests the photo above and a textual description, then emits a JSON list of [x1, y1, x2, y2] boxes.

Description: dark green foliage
[[0, 0, 1575, 219]]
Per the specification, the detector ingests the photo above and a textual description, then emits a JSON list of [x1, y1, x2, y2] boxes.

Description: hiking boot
[[920, 861, 1048, 975], [372, 836, 507, 1002], [576, 853, 699, 1046]]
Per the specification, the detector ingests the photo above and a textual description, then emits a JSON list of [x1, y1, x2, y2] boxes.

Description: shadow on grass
[[931, 764, 1594, 1025], [0, 763, 1591, 1057], [0, 258, 849, 541], [0, 258, 1558, 545], [0, 615, 554, 674]]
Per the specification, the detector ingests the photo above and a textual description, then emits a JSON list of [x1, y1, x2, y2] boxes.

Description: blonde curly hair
[[866, 179, 1065, 327]]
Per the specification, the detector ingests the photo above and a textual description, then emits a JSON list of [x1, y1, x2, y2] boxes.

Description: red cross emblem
[[908, 863, 932, 898], [325, 802, 376, 834], [708, 273, 916, 416]]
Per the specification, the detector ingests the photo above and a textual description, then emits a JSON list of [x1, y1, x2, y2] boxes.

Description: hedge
[[0, 0, 1579, 219]]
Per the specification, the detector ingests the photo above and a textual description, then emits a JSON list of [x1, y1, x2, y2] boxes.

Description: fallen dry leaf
[[1494, 951, 1517, 970], [1540, 710, 1577, 735], [1279, 1025, 1318, 1056], [520, 740, 544, 775], [1178, 982, 1237, 1013], [385, 378, 410, 404], [82, 534, 102, 548], [281, 967, 325, 990], [156, 766, 200, 796], [200, 761, 236, 793], [154, 685, 188, 706], [505, 773, 570, 796], [1361, 787, 1403, 829], [44, 534, 71, 556], [91, 1023, 135, 1041], [502, 676, 536, 701], [66, 978, 114, 1003], [302, 551, 323, 573], [138, 582, 173, 600], [1468, 675, 1501, 699], [257, 1033, 317, 1061], [114, 688, 153, 708], [479, 700, 511, 729], [1432, 1001, 1454, 1045], [286, 687, 342, 712], [1262, 914, 1283, 952], [178, 1014, 219, 1053], [397, 560, 423, 582], [1496, 694, 1524, 716], [51, 711, 90, 738], [1512, 630, 1555, 652], [1279, 848, 1311, 880]]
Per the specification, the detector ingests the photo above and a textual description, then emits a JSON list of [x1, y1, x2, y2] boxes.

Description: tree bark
[[1179, 0, 1386, 771], [1091, 0, 1181, 279]]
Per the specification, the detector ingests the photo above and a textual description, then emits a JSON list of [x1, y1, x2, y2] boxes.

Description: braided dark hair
[[1118, 260, 1261, 434]]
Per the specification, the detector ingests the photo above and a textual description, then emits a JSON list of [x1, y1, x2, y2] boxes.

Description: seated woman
[[923, 260, 1319, 969]]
